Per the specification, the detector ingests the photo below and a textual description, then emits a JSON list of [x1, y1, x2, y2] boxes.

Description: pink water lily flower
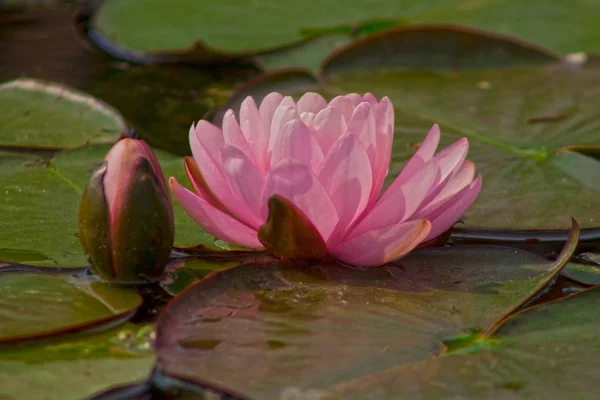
[[169, 92, 481, 267]]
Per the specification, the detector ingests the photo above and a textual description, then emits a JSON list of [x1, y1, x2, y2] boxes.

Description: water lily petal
[[378, 125, 440, 204], [369, 96, 394, 205], [297, 92, 328, 114], [416, 160, 475, 218], [222, 109, 257, 166], [271, 119, 324, 171], [328, 95, 355, 123], [349, 159, 439, 239], [258, 92, 284, 133], [424, 175, 482, 241], [221, 145, 266, 228], [362, 92, 378, 106], [268, 104, 298, 161], [169, 177, 262, 249], [189, 125, 232, 205], [240, 96, 268, 170], [317, 134, 372, 244], [262, 159, 339, 242], [423, 137, 469, 204], [190, 121, 224, 162], [331, 219, 432, 267], [348, 102, 377, 163], [312, 106, 348, 154]]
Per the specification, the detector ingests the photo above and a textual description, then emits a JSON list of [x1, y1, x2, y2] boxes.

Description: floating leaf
[[0, 272, 142, 343], [561, 262, 600, 286], [90, 0, 600, 67], [154, 223, 577, 398], [326, 286, 600, 399], [0, 78, 125, 150], [0, 324, 154, 400]]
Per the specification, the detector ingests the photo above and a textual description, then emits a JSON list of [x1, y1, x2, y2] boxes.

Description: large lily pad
[[90, 0, 600, 67], [0, 324, 155, 400], [326, 286, 600, 399], [0, 272, 142, 343], [0, 78, 125, 149], [0, 143, 217, 267], [154, 224, 577, 398]]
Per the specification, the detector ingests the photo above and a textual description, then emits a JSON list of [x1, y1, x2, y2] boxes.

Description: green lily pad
[[0, 144, 217, 267], [0, 78, 125, 150], [0, 324, 155, 400], [326, 286, 600, 399], [154, 224, 577, 398], [90, 0, 600, 67], [561, 262, 600, 286], [0, 272, 142, 343]]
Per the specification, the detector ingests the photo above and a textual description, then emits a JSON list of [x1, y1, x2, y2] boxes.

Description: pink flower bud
[[79, 138, 174, 282]]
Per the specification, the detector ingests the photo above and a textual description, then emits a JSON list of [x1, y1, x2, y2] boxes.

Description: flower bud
[[78, 138, 174, 283]]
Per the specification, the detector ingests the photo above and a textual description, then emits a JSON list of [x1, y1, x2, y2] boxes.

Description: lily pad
[[154, 223, 577, 398], [0, 78, 125, 149], [0, 144, 217, 267], [326, 286, 600, 399], [561, 262, 600, 286], [0, 324, 155, 400], [90, 0, 600, 67], [0, 272, 142, 343]]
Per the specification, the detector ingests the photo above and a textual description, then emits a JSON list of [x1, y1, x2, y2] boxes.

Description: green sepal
[[78, 162, 115, 280], [111, 157, 174, 283], [258, 194, 327, 260]]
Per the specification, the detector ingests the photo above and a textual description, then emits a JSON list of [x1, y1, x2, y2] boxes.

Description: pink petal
[[434, 137, 469, 183], [378, 125, 440, 204], [313, 106, 348, 154], [362, 93, 378, 106], [240, 96, 268, 170], [220, 145, 266, 228], [300, 112, 316, 127], [169, 177, 262, 249], [369, 96, 395, 206], [328, 95, 355, 123], [330, 219, 432, 267], [345, 93, 363, 106], [262, 159, 339, 242], [348, 159, 439, 239], [279, 96, 296, 108], [317, 134, 372, 244], [190, 128, 258, 226], [222, 109, 257, 166], [297, 92, 328, 114], [268, 104, 298, 160], [416, 160, 475, 218], [258, 92, 284, 132], [423, 175, 482, 241], [189, 126, 231, 204], [190, 121, 224, 161], [270, 120, 324, 171], [348, 102, 377, 167], [422, 137, 469, 205]]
